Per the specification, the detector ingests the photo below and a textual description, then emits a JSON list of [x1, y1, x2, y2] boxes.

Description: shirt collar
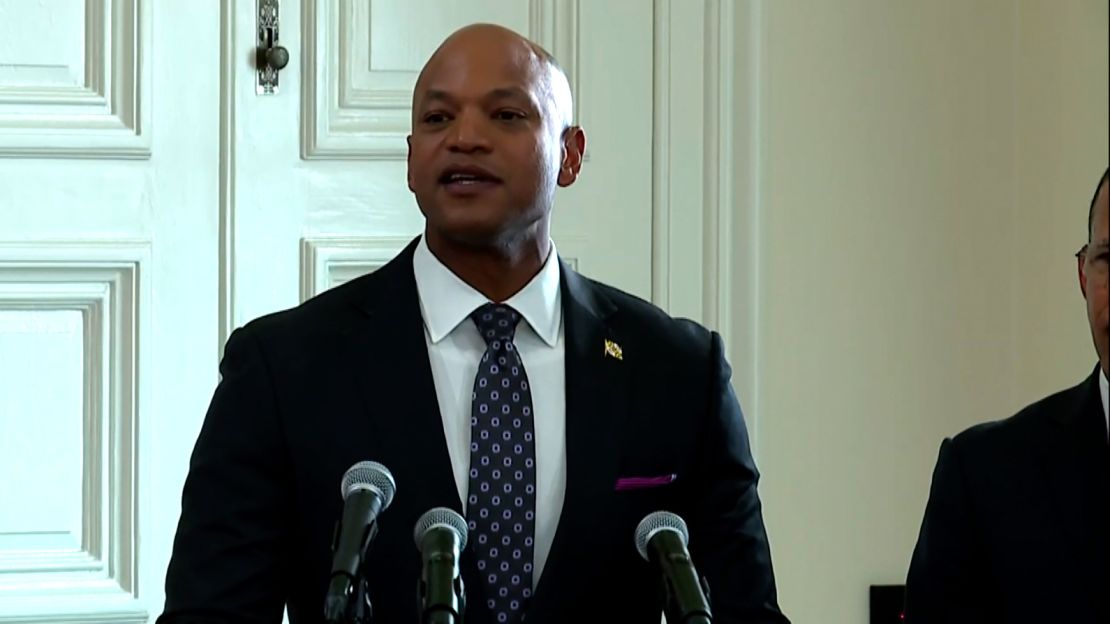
[[412, 235, 562, 346]]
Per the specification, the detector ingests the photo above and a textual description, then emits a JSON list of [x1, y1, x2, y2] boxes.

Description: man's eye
[[494, 110, 525, 122], [423, 112, 449, 124]]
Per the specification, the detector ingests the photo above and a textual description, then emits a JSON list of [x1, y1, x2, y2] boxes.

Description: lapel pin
[[604, 339, 623, 361]]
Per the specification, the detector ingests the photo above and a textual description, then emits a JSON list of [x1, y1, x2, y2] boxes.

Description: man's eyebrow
[[415, 86, 544, 116], [418, 89, 457, 107], [486, 87, 533, 102]]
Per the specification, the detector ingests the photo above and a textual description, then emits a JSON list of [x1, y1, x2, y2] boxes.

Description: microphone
[[413, 507, 469, 624], [635, 511, 713, 624], [323, 461, 397, 622]]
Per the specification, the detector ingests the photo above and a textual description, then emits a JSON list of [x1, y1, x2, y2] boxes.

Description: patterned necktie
[[467, 303, 536, 623]]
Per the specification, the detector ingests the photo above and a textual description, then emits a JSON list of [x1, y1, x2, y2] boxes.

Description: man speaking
[[158, 24, 788, 624]]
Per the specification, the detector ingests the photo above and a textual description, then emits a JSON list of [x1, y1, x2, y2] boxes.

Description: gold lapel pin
[[604, 339, 623, 361]]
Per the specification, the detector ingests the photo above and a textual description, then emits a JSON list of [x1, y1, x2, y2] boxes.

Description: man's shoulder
[[234, 269, 384, 345], [949, 375, 1090, 456], [585, 277, 717, 359]]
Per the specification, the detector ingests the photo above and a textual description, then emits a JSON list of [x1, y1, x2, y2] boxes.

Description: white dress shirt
[[412, 236, 566, 586], [1100, 367, 1108, 438]]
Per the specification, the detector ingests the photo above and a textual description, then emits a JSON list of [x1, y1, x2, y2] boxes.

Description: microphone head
[[413, 506, 469, 550], [635, 510, 689, 561], [340, 460, 397, 509]]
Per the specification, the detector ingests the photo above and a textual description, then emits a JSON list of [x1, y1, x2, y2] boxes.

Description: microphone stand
[[323, 574, 375, 624], [662, 576, 712, 624], [324, 522, 379, 623], [349, 575, 374, 624], [416, 554, 466, 624]]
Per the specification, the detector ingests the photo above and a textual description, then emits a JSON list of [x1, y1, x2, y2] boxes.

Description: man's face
[[407, 29, 575, 248], [1079, 179, 1109, 376]]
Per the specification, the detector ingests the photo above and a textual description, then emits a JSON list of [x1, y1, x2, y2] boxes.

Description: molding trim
[[0, 610, 147, 624], [0, 241, 149, 621], [218, 0, 237, 355], [731, 0, 763, 454], [300, 236, 413, 301], [651, 0, 672, 309], [300, 236, 582, 304], [703, 0, 732, 337], [301, 0, 580, 160], [0, 0, 152, 159], [651, 0, 760, 450]]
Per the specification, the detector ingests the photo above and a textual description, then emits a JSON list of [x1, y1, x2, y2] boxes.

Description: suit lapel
[[1040, 367, 1109, 597], [338, 248, 632, 619], [527, 263, 629, 618], [338, 238, 463, 518]]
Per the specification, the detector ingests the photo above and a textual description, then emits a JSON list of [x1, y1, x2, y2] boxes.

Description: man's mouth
[[438, 166, 502, 185], [438, 166, 502, 195]]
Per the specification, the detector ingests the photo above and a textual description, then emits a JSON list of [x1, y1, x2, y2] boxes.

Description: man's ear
[[557, 126, 587, 188], [1078, 253, 1089, 299], [406, 135, 415, 193]]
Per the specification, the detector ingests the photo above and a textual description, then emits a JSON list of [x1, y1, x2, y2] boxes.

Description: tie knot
[[471, 303, 521, 345]]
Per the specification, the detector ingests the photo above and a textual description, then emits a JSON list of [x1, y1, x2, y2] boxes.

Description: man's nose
[[446, 111, 491, 153]]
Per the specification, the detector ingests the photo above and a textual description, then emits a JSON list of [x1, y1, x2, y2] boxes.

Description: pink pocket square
[[614, 474, 677, 491]]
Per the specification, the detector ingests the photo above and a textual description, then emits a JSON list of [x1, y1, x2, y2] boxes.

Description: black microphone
[[414, 507, 469, 624], [635, 511, 713, 624], [323, 461, 397, 622]]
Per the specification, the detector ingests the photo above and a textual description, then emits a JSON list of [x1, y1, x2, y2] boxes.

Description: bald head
[[412, 23, 574, 131], [406, 23, 588, 261]]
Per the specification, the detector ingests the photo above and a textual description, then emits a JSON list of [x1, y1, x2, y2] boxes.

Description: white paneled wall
[[0, 1, 220, 621], [0, 0, 150, 158], [0, 244, 147, 622]]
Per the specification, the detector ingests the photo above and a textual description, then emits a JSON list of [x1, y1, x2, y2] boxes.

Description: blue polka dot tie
[[467, 303, 536, 623]]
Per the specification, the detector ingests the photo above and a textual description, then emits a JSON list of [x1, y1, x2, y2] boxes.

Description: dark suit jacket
[[905, 367, 1109, 623], [159, 239, 788, 624]]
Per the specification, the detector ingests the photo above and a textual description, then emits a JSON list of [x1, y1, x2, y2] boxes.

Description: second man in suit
[[904, 168, 1109, 623]]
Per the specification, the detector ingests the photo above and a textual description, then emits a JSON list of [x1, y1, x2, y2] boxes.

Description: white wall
[[729, 1, 1109, 622], [1014, 0, 1110, 400]]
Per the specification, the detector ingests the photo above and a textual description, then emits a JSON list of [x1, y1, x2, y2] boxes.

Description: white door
[[226, 2, 654, 619], [0, 0, 220, 621], [0, 1, 729, 621], [229, 0, 654, 329]]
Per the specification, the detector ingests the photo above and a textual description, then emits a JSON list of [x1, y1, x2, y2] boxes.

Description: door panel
[[0, 1, 219, 621], [232, 0, 653, 326]]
